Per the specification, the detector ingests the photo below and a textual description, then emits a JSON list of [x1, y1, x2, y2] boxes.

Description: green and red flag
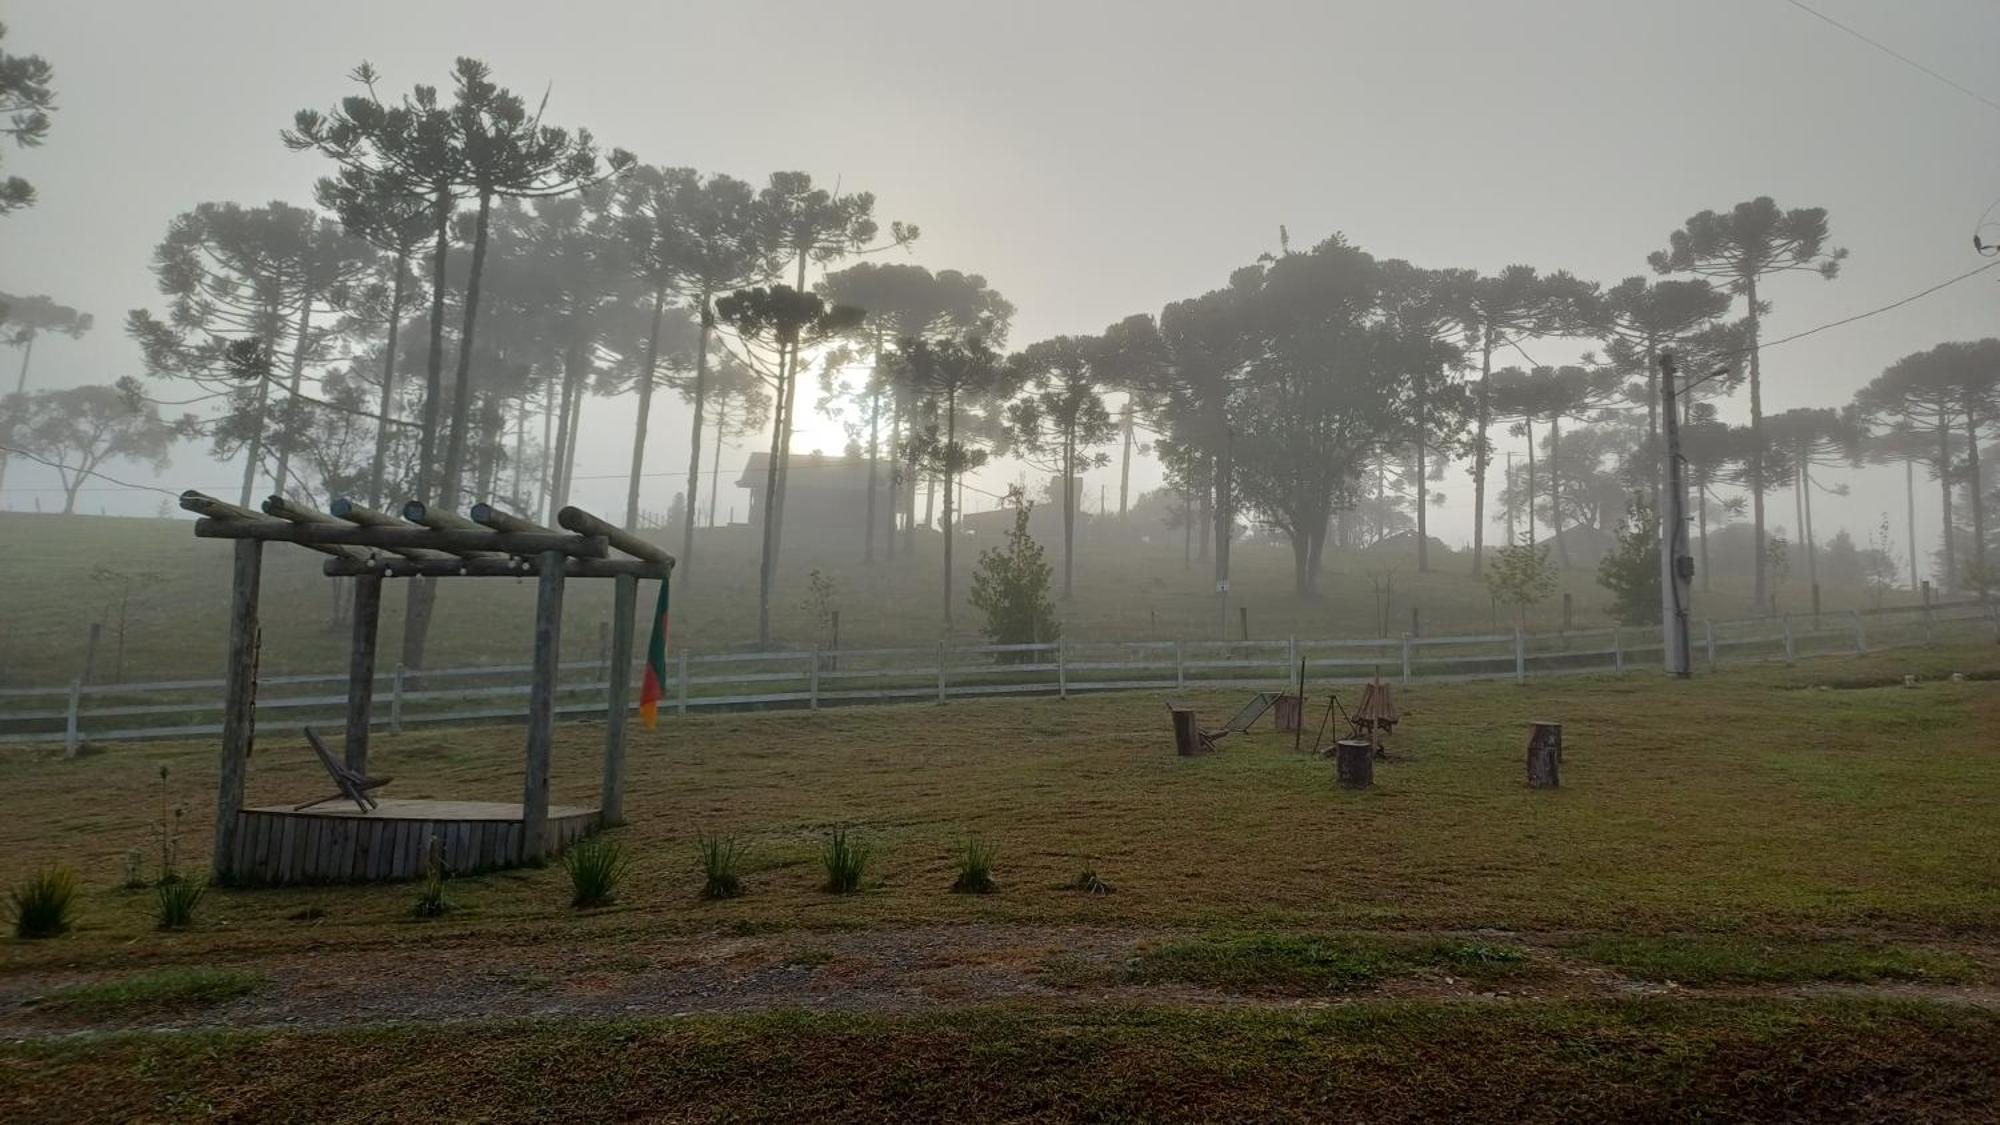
[[639, 577, 671, 728]]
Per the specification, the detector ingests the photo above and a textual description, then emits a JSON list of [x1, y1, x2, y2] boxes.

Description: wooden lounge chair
[[296, 726, 392, 813]]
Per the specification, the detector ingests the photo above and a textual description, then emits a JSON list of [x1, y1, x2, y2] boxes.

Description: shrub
[[951, 837, 997, 894], [820, 829, 869, 894], [563, 836, 629, 909], [411, 838, 450, 918], [1597, 497, 1660, 626], [968, 505, 1060, 661], [699, 833, 743, 900], [154, 877, 206, 931], [9, 867, 79, 939], [1073, 865, 1114, 896]]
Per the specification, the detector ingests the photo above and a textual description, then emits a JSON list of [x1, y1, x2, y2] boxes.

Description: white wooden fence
[[2, 601, 1993, 751]]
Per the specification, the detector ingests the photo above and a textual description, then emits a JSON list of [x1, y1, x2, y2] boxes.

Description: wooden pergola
[[182, 490, 673, 883]]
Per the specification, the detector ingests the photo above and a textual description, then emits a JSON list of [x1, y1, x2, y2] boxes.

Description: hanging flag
[[639, 577, 671, 729]]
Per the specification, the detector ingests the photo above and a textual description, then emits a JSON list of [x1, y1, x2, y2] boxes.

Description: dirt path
[[5, 924, 1998, 1039]]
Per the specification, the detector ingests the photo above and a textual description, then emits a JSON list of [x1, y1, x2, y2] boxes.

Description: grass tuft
[[411, 842, 451, 919], [821, 829, 869, 894], [951, 837, 998, 894], [9, 867, 79, 940], [1073, 865, 1114, 895], [153, 877, 206, 931], [39, 968, 262, 1015], [563, 836, 630, 909], [1573, 936, 1982, 985], [698, 833, 744, 900]]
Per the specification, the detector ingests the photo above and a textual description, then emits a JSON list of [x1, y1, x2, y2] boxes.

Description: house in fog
[[736, 451, 902, 539]]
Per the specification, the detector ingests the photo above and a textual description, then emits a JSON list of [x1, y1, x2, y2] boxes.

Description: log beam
[[321, 555, 670, 579], [193, 517, 606, 558], [558, 505, 675, 565]]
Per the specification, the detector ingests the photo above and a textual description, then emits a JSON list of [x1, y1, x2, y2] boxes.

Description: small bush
[[412, 841, 450, 919], [951, 837, 998, 894], [9, 867, 79, 939], [153, 877, 206, 931], [563, 836, 630, 909], [821, 829, 869, 894], [699, 833, 744, 900], [1073, 866, 1114, 896]]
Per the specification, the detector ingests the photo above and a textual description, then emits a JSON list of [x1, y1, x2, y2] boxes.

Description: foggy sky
[[4, 0, 1997, 580]]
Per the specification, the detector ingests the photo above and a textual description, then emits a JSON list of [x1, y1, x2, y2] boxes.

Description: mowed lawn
[[4, 642, 1998, 969]]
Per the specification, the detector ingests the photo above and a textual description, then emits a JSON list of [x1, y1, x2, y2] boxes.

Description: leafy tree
[[127, 201, 376, 505], [895, 333, 1014, 627], [1461, 265, 1597, 574], [0, 293, 92, 493], [968, 504, 1060, 659], [0, 21, 55, 215], [2, 382, 186, 513], [1651, 196, 1846, 608], [818, 262, 1012, 559], [716, 285, 865, 644], [1483, 533, 1559, 631], [1596, 496, 1660, 626], [1375, 261, 1474, 571], [1855, 340, 2000, 592], [1006, 334, 1118, 597]]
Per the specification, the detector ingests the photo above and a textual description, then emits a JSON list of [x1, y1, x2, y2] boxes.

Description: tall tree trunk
[[509, 394, 527, 506], [942, 385, 958, 629], [1697, 483, 1712, 591], [1549, 417, 1569, 569], [367, 256, 407, 509], [624, 286, 669, 528], [236, 364, 272, 508], [538, 371, 556, 522], [1801, 458, 1818, 596], [1197, 469, 1212, 562], [1415, 384, 1430, 572], [1213, 425, 1233, 595], [415, 198, 450, 501], [1062, 433, 1076, 598], [1118, 399, 1133, 520], [1523, 419, 1537, 546], [1182, 485, 1193, 567], [560, 368, 585, 509], [679, 305, 714, 581], [771, 345, 802, 573], [1905, 453, 1919, 590], [439, 189, 495, 509], [1290, 529, 1311, 598], [864, 380, 881, 562], [756, 339, 791, 647], [708, 399, 726, 527], [1968, 406, 1988, 595], [1644, 337, 1661, 512], [272, 300, 315, 498], [1470, 329, 1494, 575], [1744, 273, 1768, 610], [1938, 413, 1957, 592]]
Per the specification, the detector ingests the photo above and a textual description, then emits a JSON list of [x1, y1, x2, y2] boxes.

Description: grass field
[[0, 510, 1915, 686], [2, 642, 1997, 1119]]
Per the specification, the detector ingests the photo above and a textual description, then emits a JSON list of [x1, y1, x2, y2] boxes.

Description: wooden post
[[388, 662, 406, 734], [1562, 592, 1572, 633], [520, 549, 566, 863], [936, 640, 948, 704], [809, 646, 821, 710], [62, 680, 81, 758], [1409, 606, 1419, 638], [343, 575, 383, 772], [1527, 721, 1562, 788], [80, 622, 101, 686], [1704, 619, 1716, 670], [1288, 635, 1299, 683], [213, 538, 263, 882], [602, 573, 637, 827], [1175, 640, 1185, 690], [597, 620, 610, 674], [1781, 614, 1795, 664], [1056, 639, 1068, 699], [1852, 609, 1867, 653], [1400, 632, 1413, 687], [1612, 626, 1623, 675], [829, 610, 840, 673], [1335, 738, 1374, 787], [1514, 627, 1526, 684], [676, 648, 690, 715], [1239, 605, 1249, 641]]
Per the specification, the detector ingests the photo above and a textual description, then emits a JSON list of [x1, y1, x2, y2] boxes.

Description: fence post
[[1704, 619, 1717, 670], [1514, 627, 1526, 685], [390, 663, 405, 735], [63, 679, 81, 758], [81, 622, 101, 686], [1288, 636, 1299, 684], [1174, 640, 1185, 691], [676, 649, 691, 715], [808, 647, 820, 711], [1923, 601, 1936, 646], [1400, 632, 1413, 686], [1057, 640, 1068, 699], [1613, 626, 1623, 675], [937, 640, 948, 704], [1852, 609, 1867, 653], [1781, 614, 1795, 664]]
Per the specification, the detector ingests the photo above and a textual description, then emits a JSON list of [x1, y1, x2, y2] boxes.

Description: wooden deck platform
[[230, 798, 600, 884]]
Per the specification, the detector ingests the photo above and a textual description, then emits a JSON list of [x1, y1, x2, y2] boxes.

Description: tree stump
[[1527, 721, 1562, 789], [1336, 738, 1374, 787], [1274, 694, 1303, 733]]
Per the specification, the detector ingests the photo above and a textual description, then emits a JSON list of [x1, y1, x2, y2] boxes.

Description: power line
[[1779, 0, 2000, 116], [0, 444, 184, 498]]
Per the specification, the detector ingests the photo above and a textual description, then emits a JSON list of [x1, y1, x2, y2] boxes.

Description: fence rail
[[2, 602, 1993, 751]]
